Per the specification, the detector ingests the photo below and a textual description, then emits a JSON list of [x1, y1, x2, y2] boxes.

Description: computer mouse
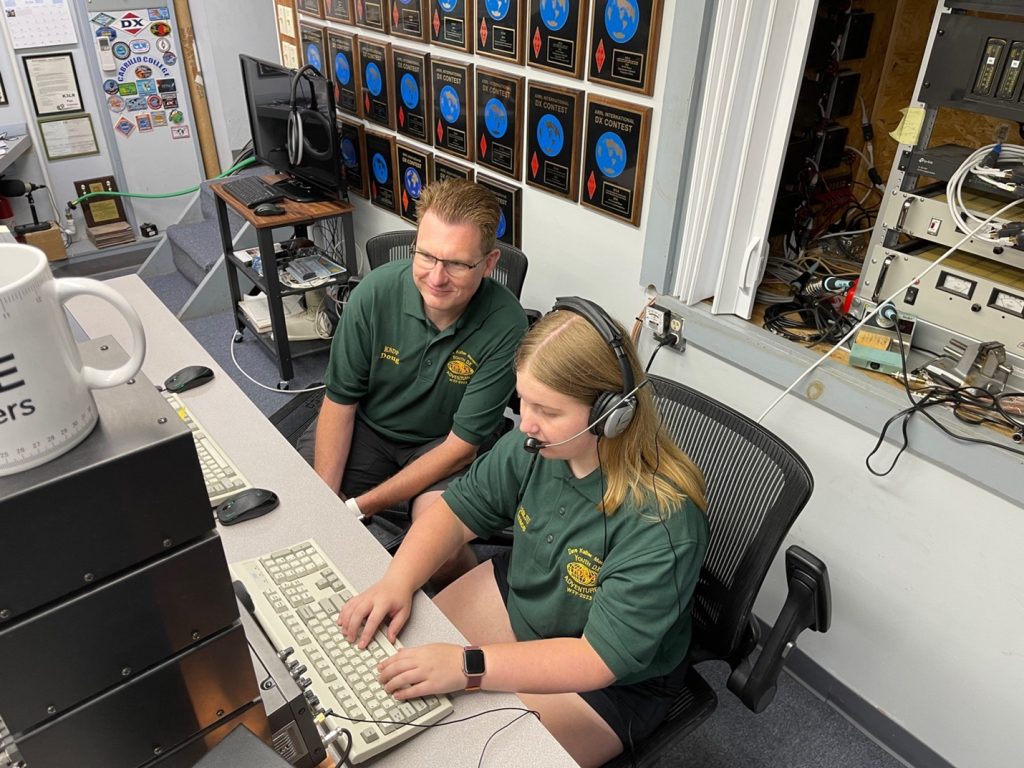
[[164, 365, 215, 393], [254, 202, 286, 216], [216, 488, 280, 526]]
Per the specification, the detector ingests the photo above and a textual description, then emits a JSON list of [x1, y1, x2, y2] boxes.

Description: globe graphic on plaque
[[439, 85, 461, 124], [536, 113, 564, 157], [486, 0, 510, 21], [438, 0, 457, 11], [335, 53, 351, 86], [341, 138, 358, 168], [365, 62, 383, 97], [306, 45, 321, 72], [595, 131, 627, 178], [496, 210, 507, 239], [372, 153, 389, 184], [405, 167, 423, 199], [400, 73, 419, 109], [540, 0, 569, 31], [484, 98, 508, 138], [605, 0, 640, 44]]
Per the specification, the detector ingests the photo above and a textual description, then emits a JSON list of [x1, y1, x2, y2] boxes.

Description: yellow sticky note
[[889, 106, 926, 145]]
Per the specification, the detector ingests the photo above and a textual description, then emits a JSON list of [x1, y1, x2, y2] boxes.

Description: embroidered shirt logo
[[564, 546, 603, 601], [516, 505, 531, 532], [380, 345, 400, 365], [446, 349, 477, 384]]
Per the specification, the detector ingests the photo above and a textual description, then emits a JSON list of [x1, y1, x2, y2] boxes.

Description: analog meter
[[988, 289, 1024, 317], [936, 271, 976, 299]]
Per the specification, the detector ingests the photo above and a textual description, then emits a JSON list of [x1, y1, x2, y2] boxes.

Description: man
[[299, 179, 528, 583]]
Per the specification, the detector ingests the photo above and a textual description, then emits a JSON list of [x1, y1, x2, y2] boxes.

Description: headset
[[287, 64, 334, 166], [523, 296, 642, 454]]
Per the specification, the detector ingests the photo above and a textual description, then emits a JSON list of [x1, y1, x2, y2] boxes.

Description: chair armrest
[[726, 545, 831, 713], [525, 308, 543, 326]]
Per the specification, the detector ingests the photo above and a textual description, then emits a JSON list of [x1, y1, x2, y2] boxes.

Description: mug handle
[[56, 278, 147, 389]]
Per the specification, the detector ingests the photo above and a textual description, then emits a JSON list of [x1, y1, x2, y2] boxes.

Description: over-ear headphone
[[553, 296, 637, 440], [287, 64, 334, 166]]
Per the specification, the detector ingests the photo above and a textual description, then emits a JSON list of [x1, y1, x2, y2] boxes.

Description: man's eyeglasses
[[411, 242, 486, 276]]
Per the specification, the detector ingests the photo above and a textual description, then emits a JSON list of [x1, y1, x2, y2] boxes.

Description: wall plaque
[[327, 30, 360, 117], [525, 82, 582, 200], [338, 118, 367, 198], [297, 0, 324, 18], [299, 22, 326, 73], [393, 47, 431, 144], [527, 0, 587, 78], [324, 0, 353, 23], [477, 173, 522, 247], [431, 58, 473, 160], [588, 0, 662, 95], [358, 38, 395, 130], [390, 0, 428, 40], [366, 129, 399, 213], [433, 156, 474, 183], [475, 68, 523, 180], [476, 0, 525, 64], [580, 94, 651, 226], [355, 0, 388, 32], [397, 143, 432, 223], [430, 0, 471, 52]]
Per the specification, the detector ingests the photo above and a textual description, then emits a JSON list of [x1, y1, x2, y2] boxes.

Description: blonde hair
[[515, 310, 707, 518], [417, 179, 500, 253]]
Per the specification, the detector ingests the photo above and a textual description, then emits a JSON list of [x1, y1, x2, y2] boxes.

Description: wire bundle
[[946, 142, 1024, 244]]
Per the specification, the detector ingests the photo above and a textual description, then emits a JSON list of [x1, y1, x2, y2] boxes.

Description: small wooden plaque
[[477, 173, 522, 247], [366, 129, 399, 213], [433, 156, 474, 183], [338, 118, 368, 198], [393, 47, 431, 144], [389, 0, 428, 40], [358, 38, 395, 130], [527, 0, 587, 78], [475, 67, 524, 180], [580, 94, 652, 226], [297, 0, 324, 18], [476, 0, 525, 64], [397, 142, 433, 223], [524, 82, 582, 201], [299, 22, 327, 74], [327, 30, 361, 117], [324, 0, 353, 23], [355, 0, 389, 32], [429, 0, 472, 52], [587, 0, 663, 95], [431, 57, 474, 160]]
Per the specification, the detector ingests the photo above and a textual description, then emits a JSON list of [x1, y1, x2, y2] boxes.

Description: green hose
[[71, 156, 258, 206]]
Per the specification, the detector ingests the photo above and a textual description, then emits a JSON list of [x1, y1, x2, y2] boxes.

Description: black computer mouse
[[216, 488, 280, 526], [254, 202, 285, 216], [164, 365, 215, 393]]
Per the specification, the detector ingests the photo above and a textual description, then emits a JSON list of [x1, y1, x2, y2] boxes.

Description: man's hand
[[378, 644, 466, 699]]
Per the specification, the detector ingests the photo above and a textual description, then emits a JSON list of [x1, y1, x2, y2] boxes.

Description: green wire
[[71, 156, 258, 205]]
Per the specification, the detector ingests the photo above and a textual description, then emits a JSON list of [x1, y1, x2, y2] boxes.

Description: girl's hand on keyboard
[[337, 576, 413, 647], [378, 643, 465, 699]]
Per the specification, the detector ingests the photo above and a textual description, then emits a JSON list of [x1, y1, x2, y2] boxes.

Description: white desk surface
[[66, 275, 576, 768]]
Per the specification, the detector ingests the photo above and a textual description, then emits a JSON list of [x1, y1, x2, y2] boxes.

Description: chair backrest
[[648, 375, 814, 663], [364, 230, 528, 300]]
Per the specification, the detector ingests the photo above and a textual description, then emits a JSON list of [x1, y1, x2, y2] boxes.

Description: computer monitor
[[239, 54, 346, 203]]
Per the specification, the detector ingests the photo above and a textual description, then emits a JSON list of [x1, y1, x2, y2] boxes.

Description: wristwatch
[[462, 645, 485, 691]]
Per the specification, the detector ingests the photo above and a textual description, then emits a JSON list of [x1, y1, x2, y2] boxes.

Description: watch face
[[464, 647, 486, 675]]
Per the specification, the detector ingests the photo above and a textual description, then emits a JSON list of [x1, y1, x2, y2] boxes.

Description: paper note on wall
[[889, 107, 926, 145]]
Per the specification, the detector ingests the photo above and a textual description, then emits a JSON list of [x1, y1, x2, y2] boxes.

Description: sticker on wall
[[126, 96, 147, 111], [118, 82, 137, 96], [168, 109, 184, 124], [114, 116, 136, 137], [162, 95, 178, 108], [148, 8, 170, 21], [156, 37, 171, 52], [136, 79, 157, 95], [136, 114, 153, 131], [91, 13, 116, 27], [112, 41, 131, 59], [162, 51, 177, 66], [103, 79, 119, 94], [171, 125, 190, 139], [152, 111, 167, 127], [147, 94, 162, 109], [157, 78, 175, 93], [130, 39, 150, 54], [96, 26, 117, 40], [108, 95, 126, 112], [118, 12, 147, 35], [150, 22, 171, 37], [135, 65, 152, 79]]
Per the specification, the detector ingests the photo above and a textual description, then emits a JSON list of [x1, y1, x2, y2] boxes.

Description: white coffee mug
[[0, 243, 146, 476]]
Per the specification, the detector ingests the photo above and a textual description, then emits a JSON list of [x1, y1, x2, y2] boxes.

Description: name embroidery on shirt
[[516, 505, 531, 532], [564, 546, 603, 601], [446, 349, 477, 385], [380, 345, 400, 365]]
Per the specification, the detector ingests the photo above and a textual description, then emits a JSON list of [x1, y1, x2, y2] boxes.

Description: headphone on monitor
[[287, 64, 334, 166]]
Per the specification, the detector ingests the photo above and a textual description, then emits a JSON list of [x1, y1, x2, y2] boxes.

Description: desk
[[211, 177, 356, 388], [65, 276, 576, 768]]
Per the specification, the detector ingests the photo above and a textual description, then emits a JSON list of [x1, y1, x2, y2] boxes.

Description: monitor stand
[[273, 176, 324, 204]]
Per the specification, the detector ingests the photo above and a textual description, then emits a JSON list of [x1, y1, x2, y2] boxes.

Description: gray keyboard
[[229, 539, 453, 764], [162, 390, 252, 506]]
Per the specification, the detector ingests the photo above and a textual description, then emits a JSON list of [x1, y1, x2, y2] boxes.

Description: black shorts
[[489, 550, 688, 750]]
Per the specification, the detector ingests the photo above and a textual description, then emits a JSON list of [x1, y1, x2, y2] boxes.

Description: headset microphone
[[523, 427, 590, 454], [522, 379, 649, 454]]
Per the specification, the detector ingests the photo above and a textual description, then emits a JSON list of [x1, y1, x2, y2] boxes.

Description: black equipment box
[[0, 338, 211, 624]]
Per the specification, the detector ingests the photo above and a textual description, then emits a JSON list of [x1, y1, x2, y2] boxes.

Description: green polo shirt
[[443, 432, 709, 684], [324, 260, 527, 445]]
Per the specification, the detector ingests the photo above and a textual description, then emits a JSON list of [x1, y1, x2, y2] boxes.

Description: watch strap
[[463, 645, 484, 691]]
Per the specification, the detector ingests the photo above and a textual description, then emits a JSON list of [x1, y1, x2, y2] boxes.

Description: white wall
[[642, 340, 1024, 768]]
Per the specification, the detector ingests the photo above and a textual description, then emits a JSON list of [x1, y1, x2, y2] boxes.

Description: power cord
[[227, 330, 326, 394]]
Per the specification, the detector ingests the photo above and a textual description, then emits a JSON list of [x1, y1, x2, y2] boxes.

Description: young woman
[[338, 299, 709, 766]]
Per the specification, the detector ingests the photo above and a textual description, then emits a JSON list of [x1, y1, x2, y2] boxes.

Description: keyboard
[[230, 539, 453, 764], [162, 390, 253, 506], [222, 176, 285, 208]]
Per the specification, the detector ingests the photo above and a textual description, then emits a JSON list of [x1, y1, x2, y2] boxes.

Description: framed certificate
[[477, 173, 522, 247], [276, 0, 298, 39], [527, 0, 587, 78], [433, 156, 474, 183], [22, 53, 83, 116], [476, 0, 525, 64], [327, 30, 361, 117], [355, 0, 388, 32], [475, 68, 523, 180], [324, 0, 353, 23], [588, 0, 663, 95], [358, 38, 395, 130], [430, 0, 471, 52], [580, 95, 652, 226], [525, 82, 582, 201], [296, 0, 324, 17], [390, 0, 428, 40], [431, 58, 473, 160], [393, 47, 431, 144], [366, 130, 399, 213], [38, 114, 99, 160], [397, 142, 432, 223], [338, 118, 368, 198], [0, 71, 8, 106], [299, 22, 326, 73]]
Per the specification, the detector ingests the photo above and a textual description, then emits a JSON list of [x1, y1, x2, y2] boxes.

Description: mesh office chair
[[604, 374, 832, 767]]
